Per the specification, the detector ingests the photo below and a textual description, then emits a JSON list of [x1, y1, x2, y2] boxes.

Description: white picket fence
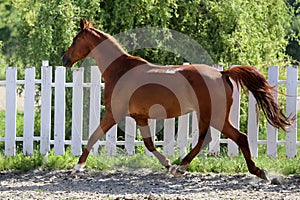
[[0, 61, 299, 158]]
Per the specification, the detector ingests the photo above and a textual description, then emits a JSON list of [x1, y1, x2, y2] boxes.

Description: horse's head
[[62, 19, 95, 68]]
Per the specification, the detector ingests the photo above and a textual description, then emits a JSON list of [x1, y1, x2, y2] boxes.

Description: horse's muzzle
[[62, 55, 73, 68]]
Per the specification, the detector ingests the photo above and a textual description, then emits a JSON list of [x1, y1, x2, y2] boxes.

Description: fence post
[[267, 66, 278, 158], [23, 67, 35, 156], [145, 119, 156, 156], [71, 68, 84, 156], [106, 125, 117, 155], [125, 117, 136, 155], [40, 61, 52, 155], [89, 66, 101, 154], [5, 67, 17, 156], [163, 118, 175, 155], [286, 66, 298, 158], [228, 66, 240, 157], [191, 112, 199, 149], [54, 66, 66, 155], [247, 92, 259, 158], [177, 114, 189, 158], [209, 65, 223, 155]]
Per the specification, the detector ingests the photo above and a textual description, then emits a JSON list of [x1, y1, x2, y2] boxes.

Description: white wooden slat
[[209, 127, 220, 155], [125, 117, 136, 155], [163, 118, 175, 155], [208, 65, 223, 156], [89, 66, 101, 154], [54, 67, 66, 155], [71, 68, 84, 156], [228, 66, 240, 157], [40, 62, 52, 155], [106, 125, 117, 155], [191, 112, 199, 149], [145, 119, 156, 156], [5, 67, 17, 156], [177, 114, 189, 158], [286, 66, 298, 158], [247, 92, 259, 158], [23, 67, 35, 156], [267, 66, 278, 158]]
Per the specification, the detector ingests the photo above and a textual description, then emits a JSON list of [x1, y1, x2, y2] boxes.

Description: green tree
[[4, 0, 293, 71], [286, 0, 300, 63], [0, 0, 295, 137]]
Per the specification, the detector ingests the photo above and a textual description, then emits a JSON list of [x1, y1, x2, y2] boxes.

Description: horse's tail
[[221, 66, 294, 130]]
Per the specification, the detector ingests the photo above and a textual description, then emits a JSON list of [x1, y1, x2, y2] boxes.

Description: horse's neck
[[90, 37, 128, 75], [89, 33, 150, 80]]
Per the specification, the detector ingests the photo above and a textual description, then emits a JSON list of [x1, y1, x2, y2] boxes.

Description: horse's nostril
[[62, 55, 72, 67]]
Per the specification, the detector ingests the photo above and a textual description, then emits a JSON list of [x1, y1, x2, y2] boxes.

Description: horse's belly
[[128, 84, 195, 119]]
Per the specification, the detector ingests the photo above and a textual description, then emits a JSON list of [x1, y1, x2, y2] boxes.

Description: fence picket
[[5, 67, 17, 156], [228, 66, 240, 157], [106, 125, 117, 155], [191, 112, 199, 149], [89, 66, 101, 154], [286, 66, 298, 158], [267, 66, 278, 158], [163, 118, 175, 155], [209, 65, 223, 155], [54, 67, 66, 155], [40, 62, 52, 155], [23, 67, 35, 156], [125, 117, 136, 155], [145, 119, 156, 156], [71, 68, 84, 156], [177, 114, 189, 158], [209, 127, 220, 155], [247, 92, 259, 158]]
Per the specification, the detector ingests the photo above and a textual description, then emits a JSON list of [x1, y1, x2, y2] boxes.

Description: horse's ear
[[80, 18, 89, 30]]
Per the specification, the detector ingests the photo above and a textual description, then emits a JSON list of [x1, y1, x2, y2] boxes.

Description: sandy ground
[[0, 168, 300, 200]]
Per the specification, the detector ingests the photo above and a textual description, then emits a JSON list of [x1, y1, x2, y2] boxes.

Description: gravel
[[0, 168, 299, 200]]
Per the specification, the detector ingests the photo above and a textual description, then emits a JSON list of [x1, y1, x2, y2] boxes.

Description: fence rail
[[0, 61, 299, 158]]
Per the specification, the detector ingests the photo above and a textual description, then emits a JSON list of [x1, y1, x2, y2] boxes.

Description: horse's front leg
[[137, 119, 171, 169], [72, 111, 116, 173]]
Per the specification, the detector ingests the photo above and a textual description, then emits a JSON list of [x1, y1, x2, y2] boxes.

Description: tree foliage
[[0, 0, 294, 71], [0, 0, 296, 135]]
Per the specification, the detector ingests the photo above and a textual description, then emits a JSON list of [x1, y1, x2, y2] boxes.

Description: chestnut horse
[[62, 19, 293, 180]]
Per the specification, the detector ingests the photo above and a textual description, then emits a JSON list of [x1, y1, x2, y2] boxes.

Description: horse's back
[[124, 63, 231, 121]]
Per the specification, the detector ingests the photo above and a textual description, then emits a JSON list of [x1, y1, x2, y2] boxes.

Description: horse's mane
[[89, 26, 127, 54], [85, 20, 148, 64]]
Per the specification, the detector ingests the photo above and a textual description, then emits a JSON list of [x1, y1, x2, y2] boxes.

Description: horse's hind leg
[[73, 111, 116, 173], [137, 119, 171, 169], [221, 121, 268, 180], [171, 118, 210, 176]]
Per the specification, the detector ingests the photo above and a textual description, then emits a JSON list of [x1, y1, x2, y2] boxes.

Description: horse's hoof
[[169, 165, 177, 175], [259, 169, 269, 181], [174, 165, 186, 177], [71, 163, 85, 174], [168, 165, 185, 177]]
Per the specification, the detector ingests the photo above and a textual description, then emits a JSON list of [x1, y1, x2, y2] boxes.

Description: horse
[[62, 19, 293, 180]]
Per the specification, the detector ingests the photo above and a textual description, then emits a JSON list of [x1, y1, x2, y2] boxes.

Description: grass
[[0, 147, 299, 176], [0, 111, 299, 175]]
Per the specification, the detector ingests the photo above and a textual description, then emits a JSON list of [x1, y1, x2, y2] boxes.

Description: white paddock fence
[[0, 61, 299, 158]]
